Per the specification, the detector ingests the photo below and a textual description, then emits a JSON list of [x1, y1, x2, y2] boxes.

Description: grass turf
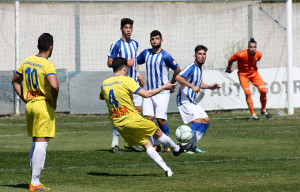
[[0, 110, 299, 192]]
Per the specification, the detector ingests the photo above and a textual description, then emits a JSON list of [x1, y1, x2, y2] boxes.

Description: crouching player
[[176, 45, 221, 154], [100, 57, 192, 176]]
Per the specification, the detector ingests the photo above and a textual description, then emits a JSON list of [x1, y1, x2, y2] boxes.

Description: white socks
[[111, 128, 120, 147], [30, 142, 48, 186], [146, 146, 170, 172], [157, 133, 180, 152], [192, 131, 204, 147]]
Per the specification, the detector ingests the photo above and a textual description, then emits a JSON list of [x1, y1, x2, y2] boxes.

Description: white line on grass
[[1, 156, 299, 172], [0, 121, 111, 127]]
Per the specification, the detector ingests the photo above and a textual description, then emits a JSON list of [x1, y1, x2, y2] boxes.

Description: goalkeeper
[[226, 38, 271, 120]]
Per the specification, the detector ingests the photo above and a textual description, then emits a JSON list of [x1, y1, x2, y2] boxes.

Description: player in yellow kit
[[100, 57, 192, 177], [12, 33, 59, 191]]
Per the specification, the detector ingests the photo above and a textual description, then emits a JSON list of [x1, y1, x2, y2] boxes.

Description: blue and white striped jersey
[[177, 62, 203, 105], [137, 49, 178, 90], [108, 39, 139, 82]]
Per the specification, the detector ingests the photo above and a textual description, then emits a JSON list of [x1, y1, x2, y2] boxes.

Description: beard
[[152, 43, 161, 49], [49, 50, 52, 58]]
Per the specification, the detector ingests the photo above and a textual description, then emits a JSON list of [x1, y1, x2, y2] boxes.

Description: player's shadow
[[0, 183, 28, 190], [95, 149, 143, 153], [87, 172, 158, 177]]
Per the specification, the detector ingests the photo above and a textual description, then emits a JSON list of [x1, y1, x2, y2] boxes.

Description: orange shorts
[[238, 71, 265, 91]]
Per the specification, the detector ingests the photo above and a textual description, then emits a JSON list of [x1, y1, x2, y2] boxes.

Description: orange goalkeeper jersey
[[228, 49, 262, 73]]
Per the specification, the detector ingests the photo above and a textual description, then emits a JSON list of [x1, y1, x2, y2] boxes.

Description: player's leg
[[29, 101, 53, 191], [153, 127, 192, 156], [111, 127, 122, 153], [178, 102, 209, 153], [143, 97, 160, 150], [239, 74, 257, 119], [251, 72, 271, 118], [143, 139, 173, 177], [153, 93, 171, 152]]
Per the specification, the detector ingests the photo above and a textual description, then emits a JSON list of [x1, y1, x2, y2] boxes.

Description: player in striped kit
[[176, 45, 221, 154], [107, 18, 144, 153], [137, 30, 181, 152]]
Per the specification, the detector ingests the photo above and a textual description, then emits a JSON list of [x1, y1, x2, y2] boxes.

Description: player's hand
[[210, 83, 221, 90], [127, 58, 134, 67], [192, 86, 200, 92], [225, 67, 233, 73], [46, 99, 57, 109], [164, 82, 178, 91], [138, 73, 145, 87]]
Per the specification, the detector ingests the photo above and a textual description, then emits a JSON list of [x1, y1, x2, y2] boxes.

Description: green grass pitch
[[0, 110, 299, 192]]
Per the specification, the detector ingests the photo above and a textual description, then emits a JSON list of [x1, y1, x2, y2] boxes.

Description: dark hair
[[37, 33, 53, 52], [194, 45, 208, 53], [150, 30, 162, 39], [121, 18, 134, 28], [248, 38, 257, 46], [112, 57, 127, 72]]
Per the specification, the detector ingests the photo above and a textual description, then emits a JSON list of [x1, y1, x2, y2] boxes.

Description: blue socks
[[160, 123, 169, 136], [190, 122, 210, 134]]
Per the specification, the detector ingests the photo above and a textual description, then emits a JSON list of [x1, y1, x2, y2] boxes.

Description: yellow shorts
[[115, 115, 157, 146], [26, 100, 55, 138]]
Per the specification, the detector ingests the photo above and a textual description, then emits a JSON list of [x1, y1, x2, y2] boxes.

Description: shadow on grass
[[88, 172, 159, 177], [0, 183, 28, 189], [95, 149, 143, 153]]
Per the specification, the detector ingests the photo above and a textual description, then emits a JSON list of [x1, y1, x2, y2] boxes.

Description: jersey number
[[108, 89, 119, 108], [25, 67, 38, 88]]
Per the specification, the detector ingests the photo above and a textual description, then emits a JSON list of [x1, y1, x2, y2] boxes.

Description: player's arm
[[137, 83, 177, 98], [136, 64, 145, 87], [47, 74, 59, 109], [99, 93, 104, 100], [226, 53, 239, 73], [11, 73, 26, 103], [107, 57, 114, 68], [200, 82, 221, 90], [175, 74, 200, 92], [171, 65, 181, 84]]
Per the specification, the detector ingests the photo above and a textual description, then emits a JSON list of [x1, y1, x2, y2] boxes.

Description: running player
[[226, 38, 271, 120], [12, 33, 59, 191], [100, 57, 192, 177], [107, 18, 144, 153], [176, 45, 221, 154], [137, 30, 181, 153]]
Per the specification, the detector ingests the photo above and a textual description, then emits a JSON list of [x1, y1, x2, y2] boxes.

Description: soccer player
[[226, 38, 272, 120], [100, 57, 192, 177], [12, 33, 59, 191], [107, 18, 144, 153], [137, 30, 181, 153], [176, 45, 221, 154]]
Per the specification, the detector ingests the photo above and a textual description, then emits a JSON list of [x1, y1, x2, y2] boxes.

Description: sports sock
[[259, 87, 267, 111], [245, 89, 255, 115], [157, 133, 180, 152], [190, 122, 201, 133], [30, 142, 35, 172], [111, 127, 119, 147], [197, 123, 210, 134], [146, 146, 170, 172], [31, 142, 48, 186], [150, 136, 160, 146], [159, 123, 169, 136], [195, 131, 204, 143]]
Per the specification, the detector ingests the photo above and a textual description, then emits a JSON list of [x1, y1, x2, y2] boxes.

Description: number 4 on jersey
[[108, 89, 119, 108]]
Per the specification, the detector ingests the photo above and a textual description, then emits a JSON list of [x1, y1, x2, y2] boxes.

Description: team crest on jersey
[[173, 60, 177, 65]]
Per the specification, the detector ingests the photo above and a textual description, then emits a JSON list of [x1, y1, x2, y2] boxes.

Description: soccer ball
[[175, 125, 193, 143]]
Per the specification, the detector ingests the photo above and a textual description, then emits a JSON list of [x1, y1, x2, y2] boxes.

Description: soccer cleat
[[153, 145, 161, 152], [261, 110, 272, 118], [163, 146, 171, 153], [173, 142, 193, 156], [252, 114, 260, 120], [165, 169, 174, 177], [29, 183, 50, 191], [124, 143, 143, 152], [111, 145, 122, 153]]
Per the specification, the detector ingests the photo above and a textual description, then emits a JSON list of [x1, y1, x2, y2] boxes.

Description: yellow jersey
[[101, 75, 142, 126], [16, 55, 56, 102]]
